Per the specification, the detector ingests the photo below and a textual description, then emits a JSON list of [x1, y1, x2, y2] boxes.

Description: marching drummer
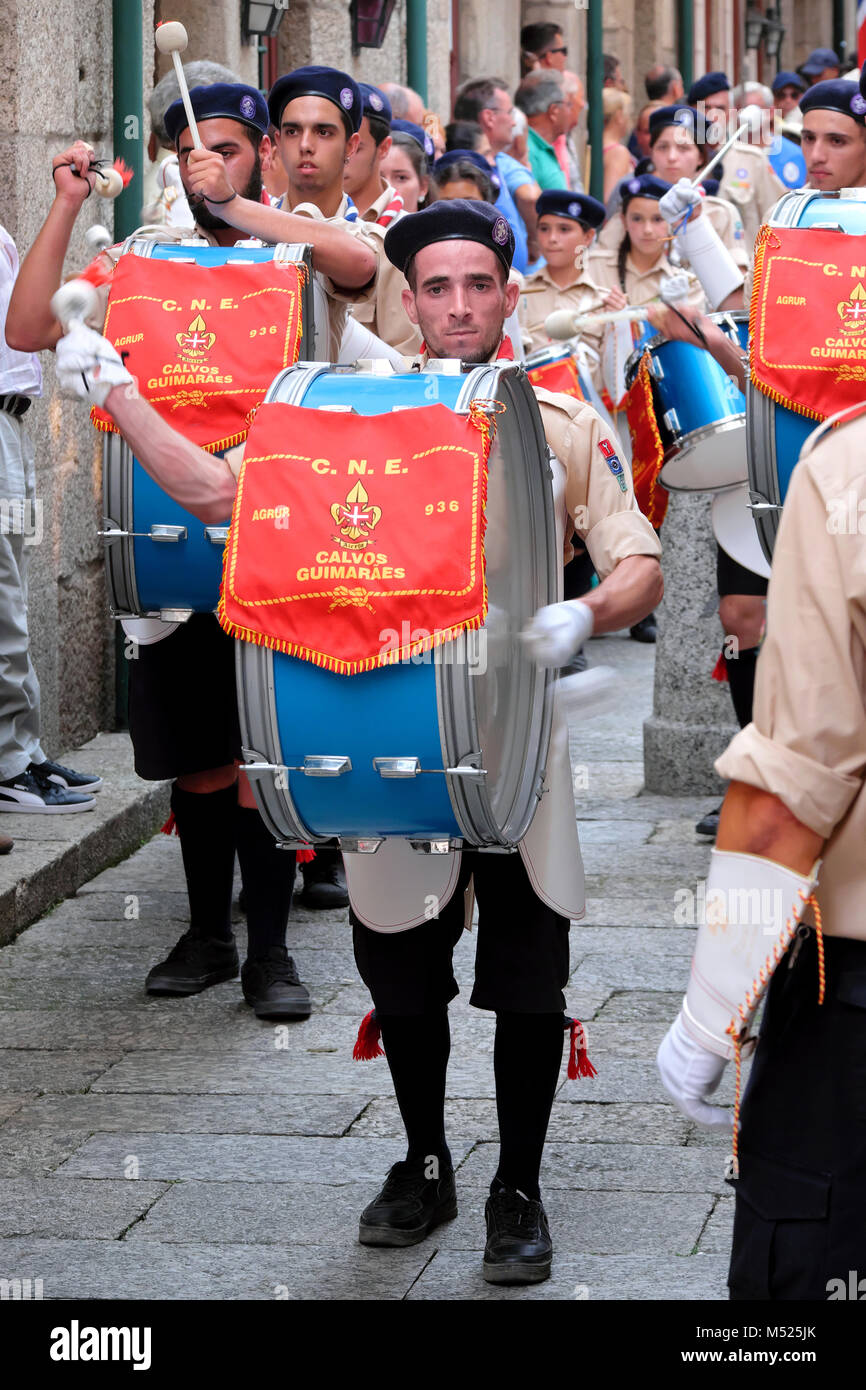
[[657, 403, 866, 1299], [687, 71, 785, 254], [518, 190, 611, 360], [587, 174, 706, 312], [7, 76, 380, 1010], [50, 198, 663, 1286]]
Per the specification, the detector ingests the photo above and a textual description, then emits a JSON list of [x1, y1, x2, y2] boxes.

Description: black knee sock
[[727, 645, 760, 728], [377, 1009, 452, 1170], [171, 782, 237, 942], [493, 1011, 564, 1201], [235, 806, 296, 958]]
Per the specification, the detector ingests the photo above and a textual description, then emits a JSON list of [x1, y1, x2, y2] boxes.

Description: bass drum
[[747, 188, 866, 562], [237, 360, 558, 851], [102, 240, 327, 620]]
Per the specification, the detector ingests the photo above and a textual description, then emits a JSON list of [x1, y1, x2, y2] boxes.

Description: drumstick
[[51, 279, 99, 332], [691, 103, 763, 188], [544, 306, 649, 341], [155, 20, 201, 148]]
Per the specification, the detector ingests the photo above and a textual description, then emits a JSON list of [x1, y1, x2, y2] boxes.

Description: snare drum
[[237, 361, 557, 851], [624, 313, 748, 492], [747, 189, 866, 562], [524, 340, 614, 431], [102, 240, 326, 620]]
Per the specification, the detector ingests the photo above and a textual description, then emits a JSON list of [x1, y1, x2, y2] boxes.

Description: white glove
[[56, 324, 133, 407], [521, 599, 593, 667], [657, 1011, 732, 1131], [659, 177, 702, 226]]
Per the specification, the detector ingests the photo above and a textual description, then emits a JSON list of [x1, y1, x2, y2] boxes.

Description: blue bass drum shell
[[236, 360, 558, 850], [101, 238, 324, 620], [746, 188, 866, 563]]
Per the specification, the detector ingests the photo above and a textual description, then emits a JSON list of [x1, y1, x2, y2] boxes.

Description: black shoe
[[695, 804, 722, 838], [300, 847, 348, 909], [629, 613, 657, 644], [0, 767, 94, 814], [241, 945, 311, 1019], [483, 1185, 553, 1285], [145, 929, 239, 995], [0, 833, 12, 853], [30, 758, 103, 793], [359, 1160, 457, 1247]]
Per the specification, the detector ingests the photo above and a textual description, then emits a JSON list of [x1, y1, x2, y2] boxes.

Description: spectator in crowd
[[520, 22, 567, 72], [381, 123, 433, 213], [733, 80, 806, 189], [453, 76, 542, 273], [604, 54, 627, 91], [508, 105, 530, 167], [558, 70, 586, 190], [772, 69, 807, 126], [645, 65, 684, 103], [629, 100, 664, 161], [799, 48, 841, 86], [380, 81, 426, 123], [445, 119, 490, 157], [432, 150, 498, 204], [515, 70, 569, 191], [602, 88, 636, 200]]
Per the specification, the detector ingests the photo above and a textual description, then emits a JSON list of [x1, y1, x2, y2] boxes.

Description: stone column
[[643, 491, 739, 795], [459, 0, 522, 91]]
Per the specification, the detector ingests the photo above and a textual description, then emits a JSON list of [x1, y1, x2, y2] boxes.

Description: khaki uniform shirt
[[518, 263, 608, 358], [350, 188, 423, 355], [342, 345, 661, 931], [717, 141, 785, 256], [715, 415, 866, 939], [586, 246, 706, 312], [597, 196, 749, 272]]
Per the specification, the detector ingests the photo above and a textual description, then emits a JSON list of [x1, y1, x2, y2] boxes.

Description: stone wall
[[0, 0, 155, 756]]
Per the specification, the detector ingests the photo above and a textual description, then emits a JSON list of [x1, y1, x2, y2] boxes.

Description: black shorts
[[351, 850, 571, 1016], [126, 613, 242, 781], [716, 543, 769, 599], [728, 932, 866, 1300]]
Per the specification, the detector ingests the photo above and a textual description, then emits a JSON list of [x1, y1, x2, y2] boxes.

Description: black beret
[[165, 83, 269, 144], [384, 199, 515, 276], [391, 118, 435, 160], [801, 79, 866, 125], [772, 70, 807, 95], [359, 82, 392, 125], [621, 173, 672, 203], [535, 189, 606, 229], [268, 66, 362, 133], [687, 71, 730, 104], [649, 102, 699, 143], [433, 149, 501, 192]]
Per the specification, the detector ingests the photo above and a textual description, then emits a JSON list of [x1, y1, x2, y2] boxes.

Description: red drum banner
[[625, 353, 668, 528], [91, 255, 306, 450], [751, 224, 866, 421], [218, 400, 495, 674]]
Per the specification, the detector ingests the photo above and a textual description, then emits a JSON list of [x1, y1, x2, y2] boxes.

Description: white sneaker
[[0, 768, 95, 813]]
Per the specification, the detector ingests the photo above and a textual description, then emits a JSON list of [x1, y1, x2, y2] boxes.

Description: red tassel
[[353, 1009, 384, 1061], [566, 1017, 597, 1080], [77, 257, 114, 290], [112, 157, 134, 188], [296, 846, 316, 864], [711, 650, 729, 682], [160, 811, 178, 836]]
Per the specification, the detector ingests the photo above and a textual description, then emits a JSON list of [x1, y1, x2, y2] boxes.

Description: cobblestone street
[[0, 633, 739, 1301]]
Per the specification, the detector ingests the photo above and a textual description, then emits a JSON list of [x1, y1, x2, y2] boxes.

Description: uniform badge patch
[[239, 94, 257, 120], [598, 438, 628, 493], [340, 87, 354, 110]]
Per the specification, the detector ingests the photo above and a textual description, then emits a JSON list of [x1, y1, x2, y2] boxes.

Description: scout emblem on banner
[[90, 255, 306, 450], [218, 399, 497, 674], [625, 353, 668, 527], [750, 224, 866, 421]]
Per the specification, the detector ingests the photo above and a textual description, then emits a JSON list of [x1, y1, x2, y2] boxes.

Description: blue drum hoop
[[236, 360, 558, 851], [102, 239, 324, 620], [746, 188, 866, 562]]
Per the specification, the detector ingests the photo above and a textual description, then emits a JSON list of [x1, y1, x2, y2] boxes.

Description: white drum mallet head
[[85, 224, 112, 254], [51, 279, 99, 332], [155, 20, 202, 148]]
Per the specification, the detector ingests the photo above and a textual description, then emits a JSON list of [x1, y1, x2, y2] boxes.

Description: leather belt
[[0, 394, 31, 417]]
